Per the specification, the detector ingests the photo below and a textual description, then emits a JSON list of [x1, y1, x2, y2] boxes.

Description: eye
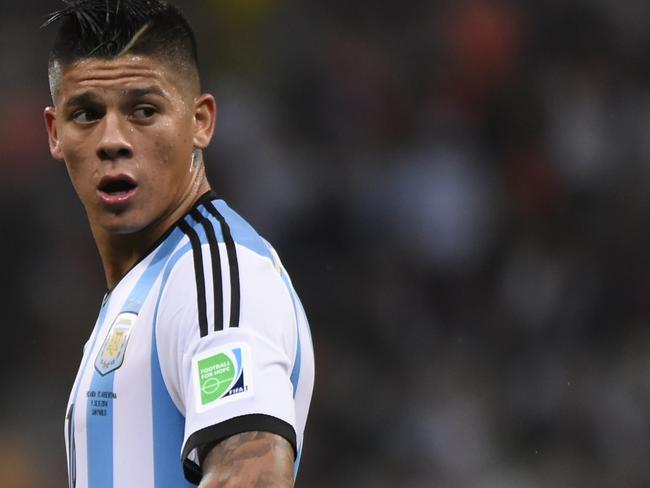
[[72, 109, 102, 124], [132, 106, 157, 120]]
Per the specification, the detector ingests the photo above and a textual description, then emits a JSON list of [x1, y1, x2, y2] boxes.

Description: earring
[[191, 148, 202, 168]]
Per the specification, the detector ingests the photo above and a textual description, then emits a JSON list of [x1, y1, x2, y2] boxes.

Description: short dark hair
[[43, 0, 201, 98]]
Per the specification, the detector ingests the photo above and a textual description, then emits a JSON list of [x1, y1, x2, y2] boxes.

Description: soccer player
[[42, 1, 314, 487]]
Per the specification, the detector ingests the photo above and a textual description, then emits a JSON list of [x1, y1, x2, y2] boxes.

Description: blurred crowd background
[[0, 0, 649, 486]]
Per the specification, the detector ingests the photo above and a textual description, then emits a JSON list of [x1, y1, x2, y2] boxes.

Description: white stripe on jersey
[[64, 194, 314, 488]]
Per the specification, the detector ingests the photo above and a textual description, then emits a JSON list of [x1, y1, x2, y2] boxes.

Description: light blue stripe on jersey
[[86, 228, 184, 488], [281, 274, 304, 478], [295, 448, 303, 478], [86, 359, 115, 487], [286, 286, 302, 399], [151, 239, 195, 487]]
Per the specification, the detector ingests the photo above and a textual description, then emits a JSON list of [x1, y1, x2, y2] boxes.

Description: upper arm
[[198, 431, 295, 488], [154, 233, 305, 484]]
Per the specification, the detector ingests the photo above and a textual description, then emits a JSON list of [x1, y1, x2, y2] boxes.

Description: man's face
[[45, 55, 214, 236]]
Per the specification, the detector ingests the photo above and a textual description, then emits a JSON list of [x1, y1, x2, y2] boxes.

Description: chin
[[108, 226, 146, 235], [90, 205, 165, 239], [99, 215, 149, 236]]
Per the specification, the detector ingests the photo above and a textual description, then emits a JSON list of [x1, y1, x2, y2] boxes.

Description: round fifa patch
[[192, 343, 253, 413]]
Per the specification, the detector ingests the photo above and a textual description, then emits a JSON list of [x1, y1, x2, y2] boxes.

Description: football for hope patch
[[193, 343, 253, 412]]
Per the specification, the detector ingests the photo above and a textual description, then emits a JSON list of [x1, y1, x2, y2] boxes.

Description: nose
[[96, 113, 133, 161]]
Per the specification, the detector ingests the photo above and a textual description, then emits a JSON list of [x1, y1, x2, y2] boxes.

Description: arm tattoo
[[199, 431, 295, 488]]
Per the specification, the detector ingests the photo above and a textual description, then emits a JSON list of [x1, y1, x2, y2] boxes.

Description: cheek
[[147, 140, 190, 196], [57, 131, 100, 202], [155, 130, 192, 169], [153, 118, 192, 163], [60, 130, 89, 162], [62, 145, 93, 193], [154, 141, 176, 166]]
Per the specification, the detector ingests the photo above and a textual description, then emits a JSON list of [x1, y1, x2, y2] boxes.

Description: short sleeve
[[154, 244, 298, 484]]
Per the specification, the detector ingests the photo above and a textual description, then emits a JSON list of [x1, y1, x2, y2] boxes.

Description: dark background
[[1, 0, 649, 486]]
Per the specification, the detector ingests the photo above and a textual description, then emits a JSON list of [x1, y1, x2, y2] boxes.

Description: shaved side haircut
[[43, 0, 201, 99]]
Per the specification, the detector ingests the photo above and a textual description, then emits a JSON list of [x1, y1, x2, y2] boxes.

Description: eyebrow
[[62, 86, 167, 110], [124, 87, 167, 99], [63, 91, 102, 110]]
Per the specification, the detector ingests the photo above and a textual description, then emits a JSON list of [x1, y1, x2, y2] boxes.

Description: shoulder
[[155, 198, 296, 341]]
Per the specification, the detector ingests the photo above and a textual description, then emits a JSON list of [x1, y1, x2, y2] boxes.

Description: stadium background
[[1, 0, 649, 486]]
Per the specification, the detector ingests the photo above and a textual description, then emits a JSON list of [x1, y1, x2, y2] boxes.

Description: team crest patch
[[95, 312, 137, 376], [193, 343, 253, 412]]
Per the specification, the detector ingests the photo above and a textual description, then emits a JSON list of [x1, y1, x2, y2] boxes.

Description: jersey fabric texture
[[64, 191, 314, 488]]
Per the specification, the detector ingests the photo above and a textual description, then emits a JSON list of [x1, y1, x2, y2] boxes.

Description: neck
[[94, 170, 211, 289], [97, 231, 164, 289]]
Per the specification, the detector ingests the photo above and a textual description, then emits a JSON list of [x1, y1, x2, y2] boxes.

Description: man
[[42, 1, 314, 486]]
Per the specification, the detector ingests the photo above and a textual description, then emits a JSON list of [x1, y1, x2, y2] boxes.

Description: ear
[[192, 94, 217, 149], [44, 106, 64, 160]]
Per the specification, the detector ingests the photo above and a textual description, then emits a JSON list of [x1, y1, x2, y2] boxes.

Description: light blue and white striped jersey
[[65, 192, 314, 487]]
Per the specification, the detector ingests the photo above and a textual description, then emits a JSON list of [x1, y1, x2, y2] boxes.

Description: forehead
[[55, 55, 184, 103]]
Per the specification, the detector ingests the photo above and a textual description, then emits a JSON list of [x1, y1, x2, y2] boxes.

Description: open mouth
[[99, 178, 137, 195], [97, 175, 138, 205]]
